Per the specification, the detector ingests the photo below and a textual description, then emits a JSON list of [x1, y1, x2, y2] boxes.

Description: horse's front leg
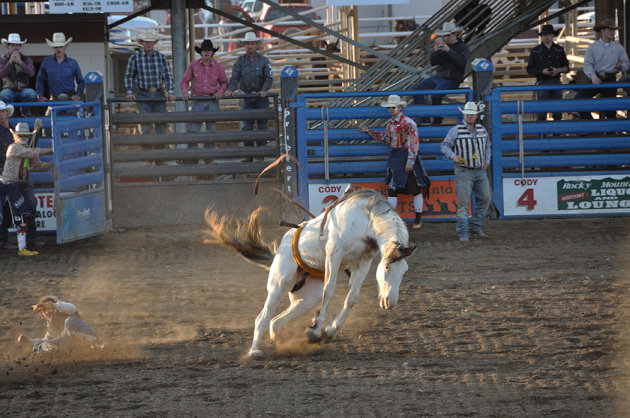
[[323, 259, 371, 340], [306, 241, 342, 343]]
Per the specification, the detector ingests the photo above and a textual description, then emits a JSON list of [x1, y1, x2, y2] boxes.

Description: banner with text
[[49, 0, 133, 14], [308, 180, 459, 220], [503, 174, 630, 216]]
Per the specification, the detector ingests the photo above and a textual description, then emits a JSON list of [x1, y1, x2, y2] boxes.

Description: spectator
[[0, 33, 36, 116], [526, 24, 569, 121], [575, 18, 630, 120], [224, 32, 273, 150], [36, 33, 84, 102], [18, 295, 101, 353], [124, 31, 175, 154], [180, 39, 227, 137], [440, 102, 491, 242], [411, 22, 470, 126], [2, 121, 53, 256], [0, 100, 15, 250], [358, 95, 431, 229]]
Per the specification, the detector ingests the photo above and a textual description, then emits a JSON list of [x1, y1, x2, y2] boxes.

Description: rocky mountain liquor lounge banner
[[503, 174, 630, 217]]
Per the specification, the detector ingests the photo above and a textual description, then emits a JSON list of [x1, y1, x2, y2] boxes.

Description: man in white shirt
[[575, 18, 630, 119]]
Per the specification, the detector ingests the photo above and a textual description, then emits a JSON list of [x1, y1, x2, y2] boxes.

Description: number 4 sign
[[517, 188, 537, 210]]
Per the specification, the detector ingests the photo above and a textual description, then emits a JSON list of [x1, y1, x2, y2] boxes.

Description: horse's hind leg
[[270, 277, 323, 342], [249, 269, 298, 358]]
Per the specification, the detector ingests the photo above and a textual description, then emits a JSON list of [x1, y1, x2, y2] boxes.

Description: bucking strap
[[291, 223, 325, 278]]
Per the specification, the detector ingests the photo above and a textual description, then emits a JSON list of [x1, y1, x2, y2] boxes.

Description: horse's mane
[[342, 189, 409, 245]]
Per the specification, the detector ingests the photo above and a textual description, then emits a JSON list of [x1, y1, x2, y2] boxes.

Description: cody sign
[[503, 174, 630, 216]]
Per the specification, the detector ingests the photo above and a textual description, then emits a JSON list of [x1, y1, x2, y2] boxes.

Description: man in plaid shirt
[[124, 31, 175, 152]]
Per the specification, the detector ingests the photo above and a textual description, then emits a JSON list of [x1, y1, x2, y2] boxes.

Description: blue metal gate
[[52, 102, 108, 243]]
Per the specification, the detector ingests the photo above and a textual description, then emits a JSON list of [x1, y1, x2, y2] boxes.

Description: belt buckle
[[149, 87, 157, 94]]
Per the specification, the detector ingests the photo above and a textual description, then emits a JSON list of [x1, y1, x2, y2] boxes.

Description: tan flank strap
[[291, 223, 325, 278]]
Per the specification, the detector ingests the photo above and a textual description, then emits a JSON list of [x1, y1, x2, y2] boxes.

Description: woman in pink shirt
[[179, 39, 228, 135]]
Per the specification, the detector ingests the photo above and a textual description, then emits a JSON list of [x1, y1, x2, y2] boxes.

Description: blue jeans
[[188, 99, 218, 137], [454, 165, 492, 238], [535, 79, 563, 121], [0, 88, 37, 115], [242, 96, 269, 147], [411, 76, 460, 124], [0, 181, 33, 245], [136, 90, 167, 150]]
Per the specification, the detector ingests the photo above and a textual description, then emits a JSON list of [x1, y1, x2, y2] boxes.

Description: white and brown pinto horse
[[205, 188, 416, 357]]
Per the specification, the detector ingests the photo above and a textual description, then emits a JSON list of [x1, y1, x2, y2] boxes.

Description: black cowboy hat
[[537, 24, 560, 36], [194, 39, 219, 54]]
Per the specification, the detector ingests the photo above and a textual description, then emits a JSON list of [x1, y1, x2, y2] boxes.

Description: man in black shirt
[[526, 24, 569, 121], [411, 22, 470, 126]]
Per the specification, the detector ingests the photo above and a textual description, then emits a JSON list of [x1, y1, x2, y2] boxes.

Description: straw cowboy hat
[[0, 100, 14, 117], [11, 122, 35, 136], [1, 33, 27, 46], [46, 32, 73, 47], [458, 101, 485, 115], [380, 94, 408, 108], [136, 31, 160, 43], [537, 24, 560, 37], [240, 31, 261, 44], [436, 21, 463, 36], [194, 39, 219, 54], [594, 18, 618, 32]]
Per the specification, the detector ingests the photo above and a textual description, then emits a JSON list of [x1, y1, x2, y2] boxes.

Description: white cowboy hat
[[380, 94, 408, 108], [1, 33, 27, 46], [136, 31, 160, 43], [435, 21, 463, 36], [240, 31, 261, 44], [46, 32, 73, 48], [0, 100, 14, 117], [11, 122, 35, 136], [458, 101, 485, 115]]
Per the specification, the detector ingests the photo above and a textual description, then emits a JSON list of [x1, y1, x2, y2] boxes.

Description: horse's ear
[[399, 244, 417, 258]]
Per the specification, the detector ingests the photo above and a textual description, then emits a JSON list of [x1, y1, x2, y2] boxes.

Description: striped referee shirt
[[441, 122, 491, 169], [124, 50, 175, 95]]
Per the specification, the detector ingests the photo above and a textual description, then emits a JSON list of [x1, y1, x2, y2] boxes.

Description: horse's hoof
[[323, 325, 336, 341], [248, 349, 264, 358], [306, 328, 322, 343]]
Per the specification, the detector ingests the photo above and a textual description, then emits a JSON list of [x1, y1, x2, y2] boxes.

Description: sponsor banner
[[308, 180, 459, 220], [503, 174, 630, 216], [328, 0, 408, 5], [49, 0, 133, 13], [9, 192, 56, 233]]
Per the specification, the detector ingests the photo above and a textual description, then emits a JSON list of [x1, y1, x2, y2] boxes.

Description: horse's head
[[376, 242, 417, 310]]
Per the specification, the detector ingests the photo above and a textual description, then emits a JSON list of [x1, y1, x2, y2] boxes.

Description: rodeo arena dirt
[[2, 213, 630, 416]]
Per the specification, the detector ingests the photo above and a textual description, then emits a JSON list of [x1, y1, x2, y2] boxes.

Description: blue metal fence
[[51, 102, 108, 243], [294, 89, 474, 217], [488, 83, 630, 218]]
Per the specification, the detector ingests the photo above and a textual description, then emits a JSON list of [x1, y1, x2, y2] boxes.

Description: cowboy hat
[[1, 33, 26, 46], [458, 101, 485, 115], [136, 31, 160, 43], [194, 39, 219, 54], [46, 32, 73, 48], [240, 31, 261, 44], [11, 122, 35, 136], [436, 21, 463, 36], [537, 24, 560, 36], [0, 100, 14, 117], [594, 18, 618, 31], [380, 94, 408, 108]]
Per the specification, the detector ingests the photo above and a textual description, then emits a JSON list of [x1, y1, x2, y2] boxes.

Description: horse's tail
[[204, 207, 276, 270]]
